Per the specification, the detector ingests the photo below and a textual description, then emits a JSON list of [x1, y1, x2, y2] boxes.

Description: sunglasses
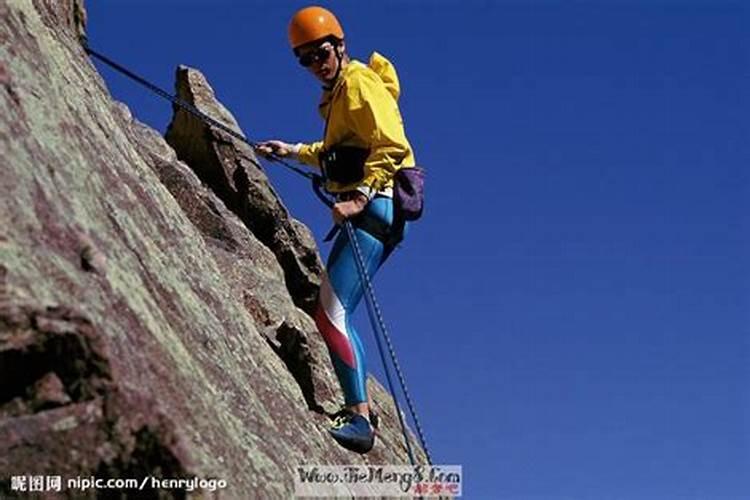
[[298, 44, 333, 67]]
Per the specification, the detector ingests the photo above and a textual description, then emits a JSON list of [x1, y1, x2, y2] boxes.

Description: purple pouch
[[393, 166, 425, 221]]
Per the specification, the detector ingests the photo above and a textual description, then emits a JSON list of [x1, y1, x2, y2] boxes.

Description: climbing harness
[[319, 145, 370, 185], [83, 42, 431, 464]]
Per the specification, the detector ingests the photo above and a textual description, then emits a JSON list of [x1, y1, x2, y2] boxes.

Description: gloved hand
[[256, 140, 301, 158]]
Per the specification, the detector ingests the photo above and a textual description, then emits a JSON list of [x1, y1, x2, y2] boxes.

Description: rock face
[[0, 0, 428, 499], [164, 66, 324, 316]]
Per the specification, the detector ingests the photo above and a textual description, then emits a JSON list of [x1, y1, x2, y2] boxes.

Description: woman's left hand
[[332, 195, 368, 225]]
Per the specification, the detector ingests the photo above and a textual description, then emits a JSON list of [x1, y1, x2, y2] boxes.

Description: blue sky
[[88, 2, 748, 498]]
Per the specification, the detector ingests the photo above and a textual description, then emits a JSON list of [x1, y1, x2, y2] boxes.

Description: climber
[[257, 6, 416, 454]]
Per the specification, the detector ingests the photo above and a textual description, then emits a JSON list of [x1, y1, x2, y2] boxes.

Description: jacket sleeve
[[297, 141, 324, 168], [344, 75, 411, 190]]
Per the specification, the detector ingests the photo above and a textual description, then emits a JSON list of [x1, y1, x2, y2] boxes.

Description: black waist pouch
[[319, 145, 370, 184]]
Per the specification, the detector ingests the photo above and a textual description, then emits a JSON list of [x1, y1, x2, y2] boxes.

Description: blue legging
[[314, 197, 403, 406]]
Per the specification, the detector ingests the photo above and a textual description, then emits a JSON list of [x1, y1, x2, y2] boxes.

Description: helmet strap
[[323, 39, 346, 90]]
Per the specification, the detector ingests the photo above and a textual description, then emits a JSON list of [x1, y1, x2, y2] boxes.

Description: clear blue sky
[[88, 2, 748, 498]]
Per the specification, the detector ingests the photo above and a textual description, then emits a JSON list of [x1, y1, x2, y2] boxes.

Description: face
[[297, 41, 342, 84]]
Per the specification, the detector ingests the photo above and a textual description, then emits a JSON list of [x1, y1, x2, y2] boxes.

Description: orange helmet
[[288, 6, 344, 51]]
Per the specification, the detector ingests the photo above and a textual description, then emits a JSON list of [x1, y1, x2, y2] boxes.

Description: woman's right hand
[[257, 140, 297, 158]]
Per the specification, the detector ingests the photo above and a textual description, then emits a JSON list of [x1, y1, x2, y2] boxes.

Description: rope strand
[[344, 220, 433, 465], [83, 42, 317, 181]]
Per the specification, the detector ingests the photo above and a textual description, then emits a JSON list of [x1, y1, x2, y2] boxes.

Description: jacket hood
[[367, 52, 400, 101]]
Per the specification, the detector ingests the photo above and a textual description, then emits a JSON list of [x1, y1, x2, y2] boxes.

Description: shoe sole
[[329, 431, 375, 454]]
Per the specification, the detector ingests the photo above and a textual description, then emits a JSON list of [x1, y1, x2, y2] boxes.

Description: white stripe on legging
[[319, 273, 349, 339]]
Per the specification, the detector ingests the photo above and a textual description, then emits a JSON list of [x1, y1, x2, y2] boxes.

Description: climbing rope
[[343, 219, 432, 465], [83, 42, 432, 464], [83, 42, 317, 183]]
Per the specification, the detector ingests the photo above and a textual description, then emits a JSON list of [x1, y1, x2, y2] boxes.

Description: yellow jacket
[[297, 52, 416, 195]]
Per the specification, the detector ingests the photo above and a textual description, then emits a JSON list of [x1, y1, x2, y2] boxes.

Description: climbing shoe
[[331, 406, 379, 430], [328, 413, 375, 454], [330, 408, 354, 430]]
